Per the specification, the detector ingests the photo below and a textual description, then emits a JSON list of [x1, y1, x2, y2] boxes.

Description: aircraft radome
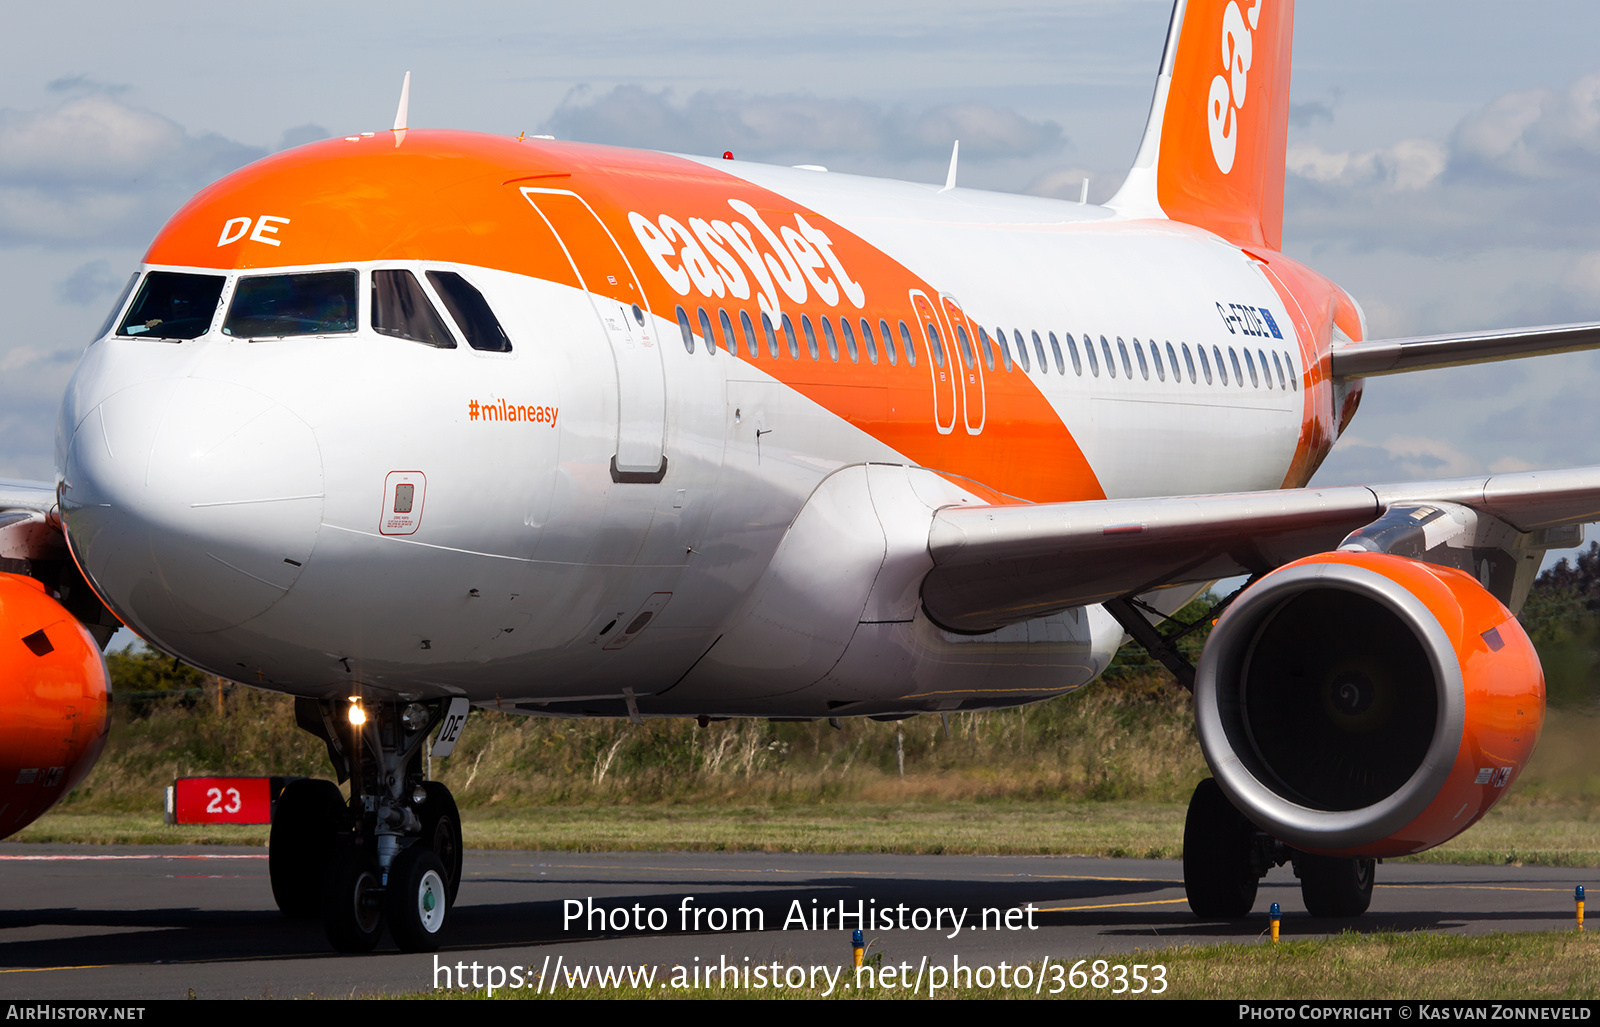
[[4, 0, 1599, 951]]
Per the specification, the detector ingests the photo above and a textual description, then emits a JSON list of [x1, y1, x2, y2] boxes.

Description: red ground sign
[[168, 777, 277, 824]]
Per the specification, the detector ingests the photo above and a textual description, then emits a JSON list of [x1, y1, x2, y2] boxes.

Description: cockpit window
[[427, 271, 511, 352], [95, 272, 140, 342], [118, 271, 226, 340], [224, 270, 357, 338], [372, 269, 456, 348]]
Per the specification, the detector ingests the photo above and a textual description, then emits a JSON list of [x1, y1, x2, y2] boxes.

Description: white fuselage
[[57, 154, 1319, 720]]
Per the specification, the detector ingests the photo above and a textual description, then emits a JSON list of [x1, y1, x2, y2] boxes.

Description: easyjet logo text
[[1207, 0, 1262, 175], [469, 399, 558, 425], [629, 201, 865, 321]]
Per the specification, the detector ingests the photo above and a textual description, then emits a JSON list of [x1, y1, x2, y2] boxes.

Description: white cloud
[[1287, 139, 1446, 192], [54, 259, 124, 306], [0, 94, 263, 246], [541, 85, 1064, 166], [1451, 73, 1600, 180]]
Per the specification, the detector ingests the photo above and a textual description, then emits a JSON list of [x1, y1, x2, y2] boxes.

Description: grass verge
[[17, 798, 1600, 866]]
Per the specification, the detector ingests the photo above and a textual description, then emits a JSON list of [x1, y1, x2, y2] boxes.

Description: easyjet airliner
[[4, 0, 1599, 951]]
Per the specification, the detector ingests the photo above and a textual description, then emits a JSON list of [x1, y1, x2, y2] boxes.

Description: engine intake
[[1195, 551, 1543, 857]]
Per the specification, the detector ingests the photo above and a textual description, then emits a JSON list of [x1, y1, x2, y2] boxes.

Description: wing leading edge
[[923, 465, 1600, 634]]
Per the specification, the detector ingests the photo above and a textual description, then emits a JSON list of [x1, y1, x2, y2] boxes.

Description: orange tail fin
[[1109, 0, 1294, 252]]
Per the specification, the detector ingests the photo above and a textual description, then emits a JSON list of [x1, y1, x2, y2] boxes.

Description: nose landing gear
[[271, 697, 466, 952]]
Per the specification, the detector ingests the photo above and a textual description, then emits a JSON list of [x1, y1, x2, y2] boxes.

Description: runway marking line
[[509, 862, 1181, 885], [0, 965, 116, 975], [1037, 898, 1191, 913], [1379, 884, 1578, 894], [0, 854, 266, 861]]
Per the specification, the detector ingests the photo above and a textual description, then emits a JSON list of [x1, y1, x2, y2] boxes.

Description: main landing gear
[[1182, 778, 1374, 920], [270, 697, 464, 952]]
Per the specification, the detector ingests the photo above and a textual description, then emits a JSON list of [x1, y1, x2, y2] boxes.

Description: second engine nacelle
[[1194, 551, 1543, 858], [0, 572, 111, 839]]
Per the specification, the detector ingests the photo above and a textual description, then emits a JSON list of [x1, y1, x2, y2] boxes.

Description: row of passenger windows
[[675, 303, 1300, 393], [677, 304, 921, 368], [110, 268, 511, 352]]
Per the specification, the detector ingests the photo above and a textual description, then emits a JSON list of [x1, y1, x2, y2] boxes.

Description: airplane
[[4, 0, 1600, 952]]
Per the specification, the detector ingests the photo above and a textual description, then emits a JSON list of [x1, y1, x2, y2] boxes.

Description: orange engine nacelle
[[1195, 551, 1543, 858], [0, 572, 111, 839]]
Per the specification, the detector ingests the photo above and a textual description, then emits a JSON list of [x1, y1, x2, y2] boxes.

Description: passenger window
[[898, 321, 918, 366], [1083, 332, 1099, 377], [782, 313, 801, 359], [225, 270, 356, 339], [1258, 349, 1272, 388], [1048, 332, 1065, 375], [1032, 331, 1048, 373], [1133, 340, 1150, 380], [741, 309, 760, 358], [1101, 336, 1117, 379], [879, 319, 896, 365], [1149, 340, 1165, 381], [1065, 334, 1082, 376], [428, 271, 511, 352], [719, 308, 738, 355], [1197, 345, 1213, 384], [676, 306, 695, 353], [840, 318, 859, 362], [1230, 347, 1244, 386], [373, 269, 456, 348], [800, 314, 820, 360], [1117, 338, 1134, 379], [978, 327, 996, 372], [926, 322, 946, 368], [821, 316, 840, 361], [1285, 351, 1298, 390], [118, 271, 225, 341], [1166, 342, 1180, 383], [761, 312, 780, 358], [95, 272, 140, 342], [993, 327, 1013, 371], [1271, 350, 1285, 390], [1181, 343, 1196, 383], [1213, 345, 1230, 385], [956, 324, 976, 370], [860, 319, 879, 364], [1244, 347, 1259, 386], [698, 307, 717, 356], [1009, 329, 1029, 372]]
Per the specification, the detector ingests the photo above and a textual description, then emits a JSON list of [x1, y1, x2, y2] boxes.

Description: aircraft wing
[[0, 478, 55, 514], [0, 479, 65, 568], [922, 466, 1600, 633], [1331, 321, 1600, 378]]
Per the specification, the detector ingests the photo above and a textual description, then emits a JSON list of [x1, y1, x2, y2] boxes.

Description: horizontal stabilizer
[[1331, 321, 1600, 378]]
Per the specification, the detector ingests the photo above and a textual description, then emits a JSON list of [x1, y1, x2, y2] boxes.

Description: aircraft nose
[[61, 378, 323, 636]]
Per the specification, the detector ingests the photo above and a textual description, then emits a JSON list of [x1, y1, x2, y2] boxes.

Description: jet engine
[[1194, 551, 1543, 858], [0, 572, 112, 838]]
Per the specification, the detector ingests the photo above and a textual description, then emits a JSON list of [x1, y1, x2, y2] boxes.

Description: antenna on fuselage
[[938, 139, 959, 194], [393, 71, 411, 132]]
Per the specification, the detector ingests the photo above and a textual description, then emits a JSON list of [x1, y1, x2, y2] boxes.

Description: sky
[[3, 0, 1598, 557]]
